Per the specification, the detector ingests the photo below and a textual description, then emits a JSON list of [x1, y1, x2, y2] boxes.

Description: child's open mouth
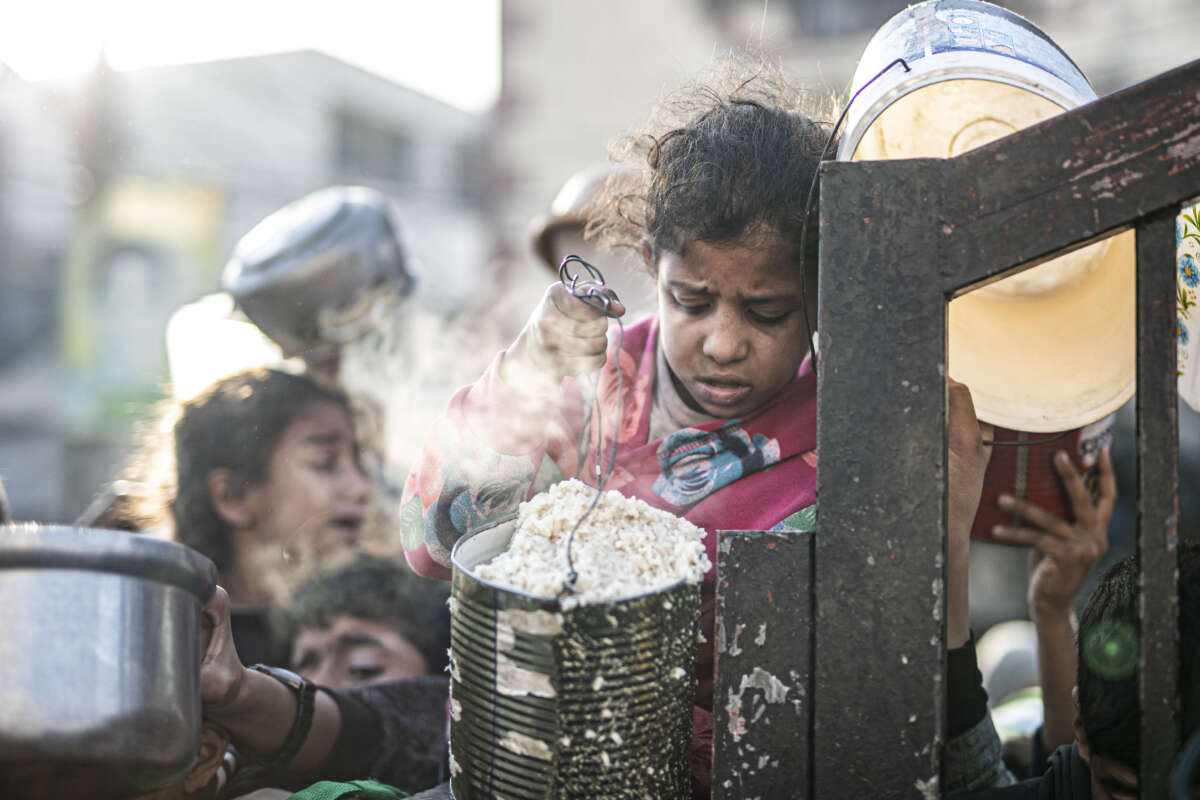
[[329, 515, 364, 543]]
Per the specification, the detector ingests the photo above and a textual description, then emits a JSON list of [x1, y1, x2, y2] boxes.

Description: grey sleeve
[[947, 712, 1019, 794]]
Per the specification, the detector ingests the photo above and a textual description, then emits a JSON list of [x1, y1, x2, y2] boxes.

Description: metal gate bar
[[712, 530, 813, 799], [1135, 209, 1182, 793], [709, 57, 1200, 797]]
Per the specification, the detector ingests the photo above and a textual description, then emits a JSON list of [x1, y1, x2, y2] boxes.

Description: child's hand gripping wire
[[502, 257, 625, 396], [550, 255, 626, 596]]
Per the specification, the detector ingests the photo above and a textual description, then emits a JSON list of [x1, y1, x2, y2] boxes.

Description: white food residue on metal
[[499, 730, 553, 761], [495, 652, 556, 698]]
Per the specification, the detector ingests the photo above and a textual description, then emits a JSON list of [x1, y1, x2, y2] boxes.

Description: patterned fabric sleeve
[[399, 349, 590, 578]]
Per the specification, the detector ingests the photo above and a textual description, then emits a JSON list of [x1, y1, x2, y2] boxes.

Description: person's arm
[[944, 381, 1019, 793], [202, 587, 342, 774], [400, 282, 622, 578], [947, 379, 993, 649], [989, 448, 1116, 753]]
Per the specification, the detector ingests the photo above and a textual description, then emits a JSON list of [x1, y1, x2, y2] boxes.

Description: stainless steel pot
[[221, 185, 415, 359], [0, 525, 217, 799]]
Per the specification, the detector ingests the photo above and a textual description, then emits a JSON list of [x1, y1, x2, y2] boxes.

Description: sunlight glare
[[0, 0, 500, 112]]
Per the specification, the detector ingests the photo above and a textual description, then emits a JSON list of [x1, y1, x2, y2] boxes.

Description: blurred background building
[[0, 0, 1196, 588]]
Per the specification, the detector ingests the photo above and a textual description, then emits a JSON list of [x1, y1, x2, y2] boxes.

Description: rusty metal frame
[[713, 58, 1198, 798]]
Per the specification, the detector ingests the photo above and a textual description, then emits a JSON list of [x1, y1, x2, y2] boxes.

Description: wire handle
[[556, 255, 625, 598], [559, 254, 622, 318]]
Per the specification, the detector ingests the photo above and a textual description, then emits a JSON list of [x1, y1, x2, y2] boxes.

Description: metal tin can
[[449, 519, 699, 799]]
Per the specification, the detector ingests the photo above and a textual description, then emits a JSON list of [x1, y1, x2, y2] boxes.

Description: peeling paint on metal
[[1168, 135, 1200, 164], [495, 652, 556, 698], [742, 667, 791, 703], [728, 622, 746, 656], [499, 730, 553, 761], [497, 608, 563, 642]]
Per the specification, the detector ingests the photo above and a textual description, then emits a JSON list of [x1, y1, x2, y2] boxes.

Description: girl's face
[[240, 402, 371, 561], [656, 237, 811, 418]]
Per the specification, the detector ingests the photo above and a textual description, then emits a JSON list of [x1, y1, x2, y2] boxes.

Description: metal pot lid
[[0, 524, 217, 602]]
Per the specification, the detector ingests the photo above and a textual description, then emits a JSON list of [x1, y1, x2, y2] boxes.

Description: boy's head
[[276, 555, 450, 688], [1074, 542, 1199, 799]]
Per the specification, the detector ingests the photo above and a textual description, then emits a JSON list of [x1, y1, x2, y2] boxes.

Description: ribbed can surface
[[449, 520, 698, 799]]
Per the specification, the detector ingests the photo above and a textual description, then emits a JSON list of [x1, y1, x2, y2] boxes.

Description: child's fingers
[[548, 282, 617, 323], [582, 287, 625, 318], [1051, 450, 1095, 524], [996, 493, 1070, 539], [991, 525, 1066, 558], [979, 421, 995, 456]]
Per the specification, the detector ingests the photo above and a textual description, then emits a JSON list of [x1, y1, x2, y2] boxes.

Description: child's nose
[[343, 464, 372, 503], [701, 317, 750, 364]]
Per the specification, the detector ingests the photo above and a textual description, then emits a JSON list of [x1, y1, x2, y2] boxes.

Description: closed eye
[[348, 664, 385, 682], [748, 309, 791, 325], [671, 294, 710, 314]]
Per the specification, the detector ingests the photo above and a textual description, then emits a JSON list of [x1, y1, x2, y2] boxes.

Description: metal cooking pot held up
[[0, 525, 217, 800], [222, 185, 415, 359]]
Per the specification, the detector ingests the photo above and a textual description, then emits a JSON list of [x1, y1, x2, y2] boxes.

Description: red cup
[[972, 414, 1115, 544]]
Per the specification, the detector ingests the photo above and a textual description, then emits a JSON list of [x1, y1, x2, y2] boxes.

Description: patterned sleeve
[[399, 350, 590, 578]]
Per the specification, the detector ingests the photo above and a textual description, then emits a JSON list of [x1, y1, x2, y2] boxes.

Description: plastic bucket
[[838, 0, 1135, 433], [838, 0, 1095, 162], [449, 519, 698, 799]]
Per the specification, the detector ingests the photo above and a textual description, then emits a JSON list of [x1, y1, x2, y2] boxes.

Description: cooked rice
[[472, 479, 710, 604]]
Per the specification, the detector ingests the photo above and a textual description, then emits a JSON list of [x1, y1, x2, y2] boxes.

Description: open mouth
[[329, 516, 364, 541]]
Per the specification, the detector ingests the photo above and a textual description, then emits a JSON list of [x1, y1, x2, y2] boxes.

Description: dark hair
[[170, 368, 352, 575], [274, 555, 451, 674], [589, 58, 833, 271], [1077, 542, 1199, 770]]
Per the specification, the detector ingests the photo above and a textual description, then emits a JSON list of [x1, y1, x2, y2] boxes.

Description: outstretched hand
[[990, 449, 1116, 619]]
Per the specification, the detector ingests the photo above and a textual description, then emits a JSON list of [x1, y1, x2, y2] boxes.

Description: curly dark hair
[[273, 554, 451, 674], [170, 368, 353, 576], [588, 57, 834, 272], [1077, 542, 1199, 771]]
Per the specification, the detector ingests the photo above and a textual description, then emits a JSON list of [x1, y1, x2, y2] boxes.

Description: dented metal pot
[[0, 525, 217, 799]]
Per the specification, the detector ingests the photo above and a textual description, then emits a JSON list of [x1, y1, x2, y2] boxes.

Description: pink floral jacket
[[399, 316, 818, 581]]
